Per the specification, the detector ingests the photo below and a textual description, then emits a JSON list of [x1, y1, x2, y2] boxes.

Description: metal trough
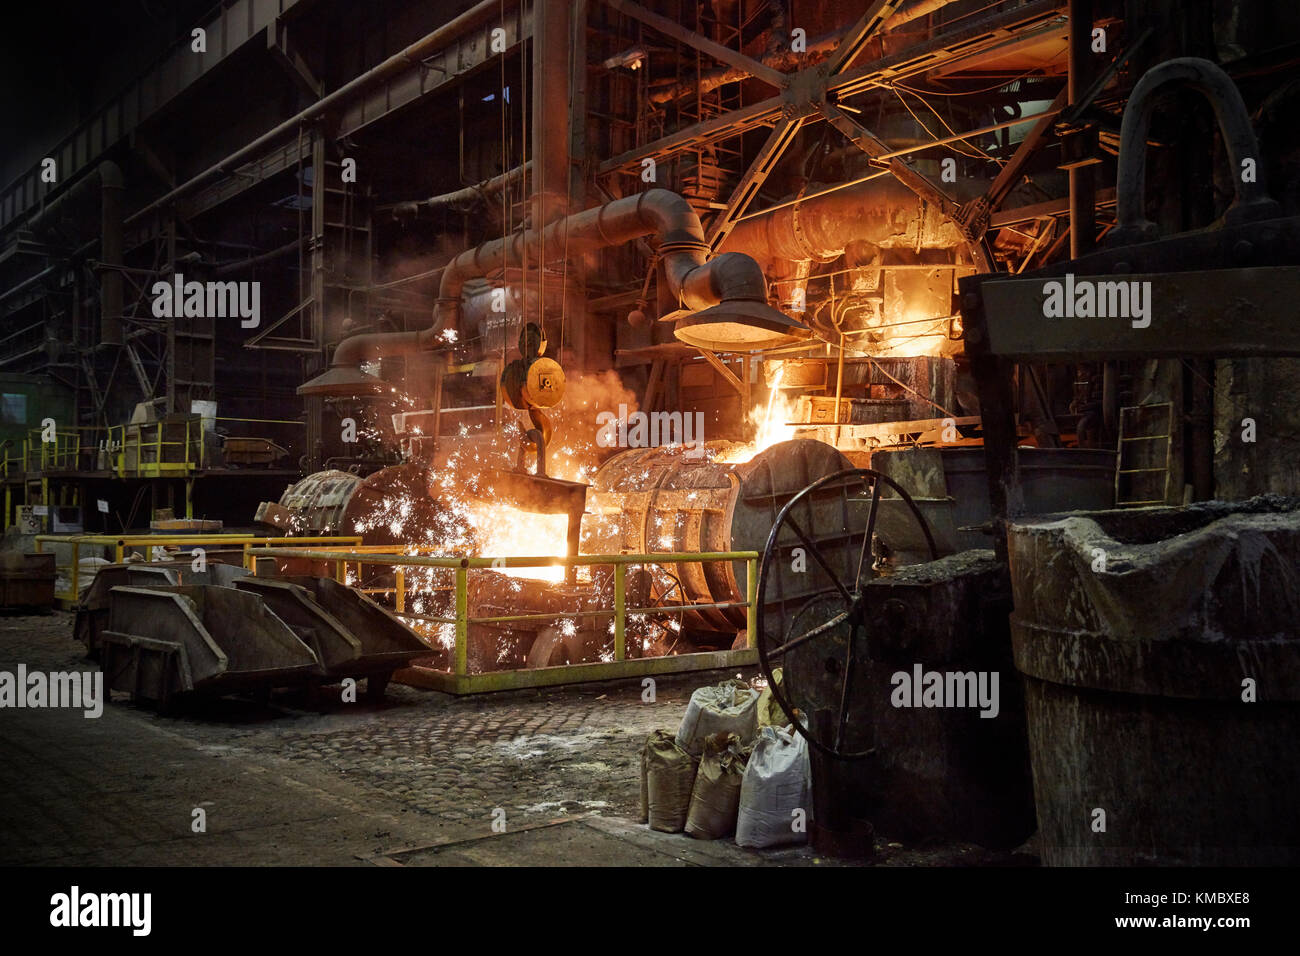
[[99, 585, 318, 707], [245, 575, 430, 696], [75, 562, 248, 657]]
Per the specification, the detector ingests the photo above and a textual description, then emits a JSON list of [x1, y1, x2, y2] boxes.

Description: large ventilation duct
[[300, 189, 809, 396], [719, 176, 967, 267]]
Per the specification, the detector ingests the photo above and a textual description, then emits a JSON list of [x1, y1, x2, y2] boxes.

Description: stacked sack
[[638, 679, 759, 834], [754, 666, 790, 730], [735, 720, 812, 848], [684, 731, 750, 839], [641, 730, 698, 832], [676, 678, 759, 754], [638, 677, 813, 847]]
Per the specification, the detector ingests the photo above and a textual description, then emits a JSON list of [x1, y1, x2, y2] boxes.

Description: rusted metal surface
[[255, 464, 443, 547], [255, 469, 363, 534], [959, 56, 1300, 557], [235, 578, 363, 675], [463, 575, 612, 672], [756, 532, 1034, 847], [755, 467, 939, 761], [75, 564, 180, 657]]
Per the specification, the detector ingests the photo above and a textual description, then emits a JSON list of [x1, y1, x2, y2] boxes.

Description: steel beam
[[706, 114, 808, 251], [819, 103, 958, 217], [601, 0, 787, 88], [337, 8, 527, 141], [971, 266, 1300, 362], [123, 0, 513, 231], [266, 20, 322, 98], [822, 0, 906, 77], [598, 98, 783, 175], [988, 187, 1117, 227], [829, 0, 1064, 98], [694, 348, 745, 397], [954, 86, 1069, 241], [0, 0, 309, 236], [598, 0, 1065, 176]]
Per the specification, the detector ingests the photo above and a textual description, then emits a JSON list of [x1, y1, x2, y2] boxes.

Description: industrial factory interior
[[0, 0, 1296, 919]]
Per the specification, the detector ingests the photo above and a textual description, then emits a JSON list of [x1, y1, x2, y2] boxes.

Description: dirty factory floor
[[0, 611, 1028, 867]]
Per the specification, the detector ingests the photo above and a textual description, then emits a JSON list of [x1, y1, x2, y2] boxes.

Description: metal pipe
[[0, 266, 58, 305], [721, 175, 967, 265], [212, 237, 306, 277], [436, 188, 759, 316], [124, 0, 510, 229], [321, 188, 785, 373], [734, 169, 892, 224], [377, 163, 530, 217], [886, 0, 954, 30]]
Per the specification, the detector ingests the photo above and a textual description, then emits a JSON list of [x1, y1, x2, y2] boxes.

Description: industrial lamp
[[297, 364, 389, 397], [673, 298, 813, 351]]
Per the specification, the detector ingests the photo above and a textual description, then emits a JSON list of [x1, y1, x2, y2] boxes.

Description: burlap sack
[[684, 732, 750, 840], [643, 729, 698, 833]]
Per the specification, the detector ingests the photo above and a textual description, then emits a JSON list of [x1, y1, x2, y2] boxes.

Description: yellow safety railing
[[32, 429, 80, 471], [33, 534, 363, 603], [0, 442, 22, 478], [246, 546, 761, 693], [108, 419, 201, 476], [27, 425, 111, 473], [2, 418, 304, 479]]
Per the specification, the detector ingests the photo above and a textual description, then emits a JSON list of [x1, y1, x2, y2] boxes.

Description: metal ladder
[[1115, 402, 1173, 506]]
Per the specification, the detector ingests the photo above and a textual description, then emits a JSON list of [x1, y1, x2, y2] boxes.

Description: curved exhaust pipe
[[300, 189, 808, 396]]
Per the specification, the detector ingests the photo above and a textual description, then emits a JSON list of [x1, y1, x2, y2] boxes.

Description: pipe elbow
[[677, 251, 770, 310], [634, 188, 707, 245], [331, 333, 383, 367], [331, 324, 441, 368], [703, 251, 768, 300]]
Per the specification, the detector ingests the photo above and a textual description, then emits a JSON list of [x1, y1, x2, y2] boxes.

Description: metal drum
[[255, 464, 445, 544], [582, 438, 861, 636]]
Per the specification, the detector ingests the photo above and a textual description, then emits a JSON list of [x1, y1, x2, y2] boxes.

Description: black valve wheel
[[755, 468, 937, 760]]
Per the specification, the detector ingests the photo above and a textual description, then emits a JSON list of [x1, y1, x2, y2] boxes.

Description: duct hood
[[298, 364, 389, 397], [673, 299, 811, 350]]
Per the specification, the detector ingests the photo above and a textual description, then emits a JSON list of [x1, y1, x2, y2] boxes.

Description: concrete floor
[[0, 610, 1020, 867]]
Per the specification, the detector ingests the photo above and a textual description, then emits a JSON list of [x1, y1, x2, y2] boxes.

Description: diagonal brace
[[602, 0, 787, 88], [819, 103, 960, 218]]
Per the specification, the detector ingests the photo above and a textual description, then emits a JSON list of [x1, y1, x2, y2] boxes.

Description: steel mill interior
[[0, 0, 1297, 884]]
